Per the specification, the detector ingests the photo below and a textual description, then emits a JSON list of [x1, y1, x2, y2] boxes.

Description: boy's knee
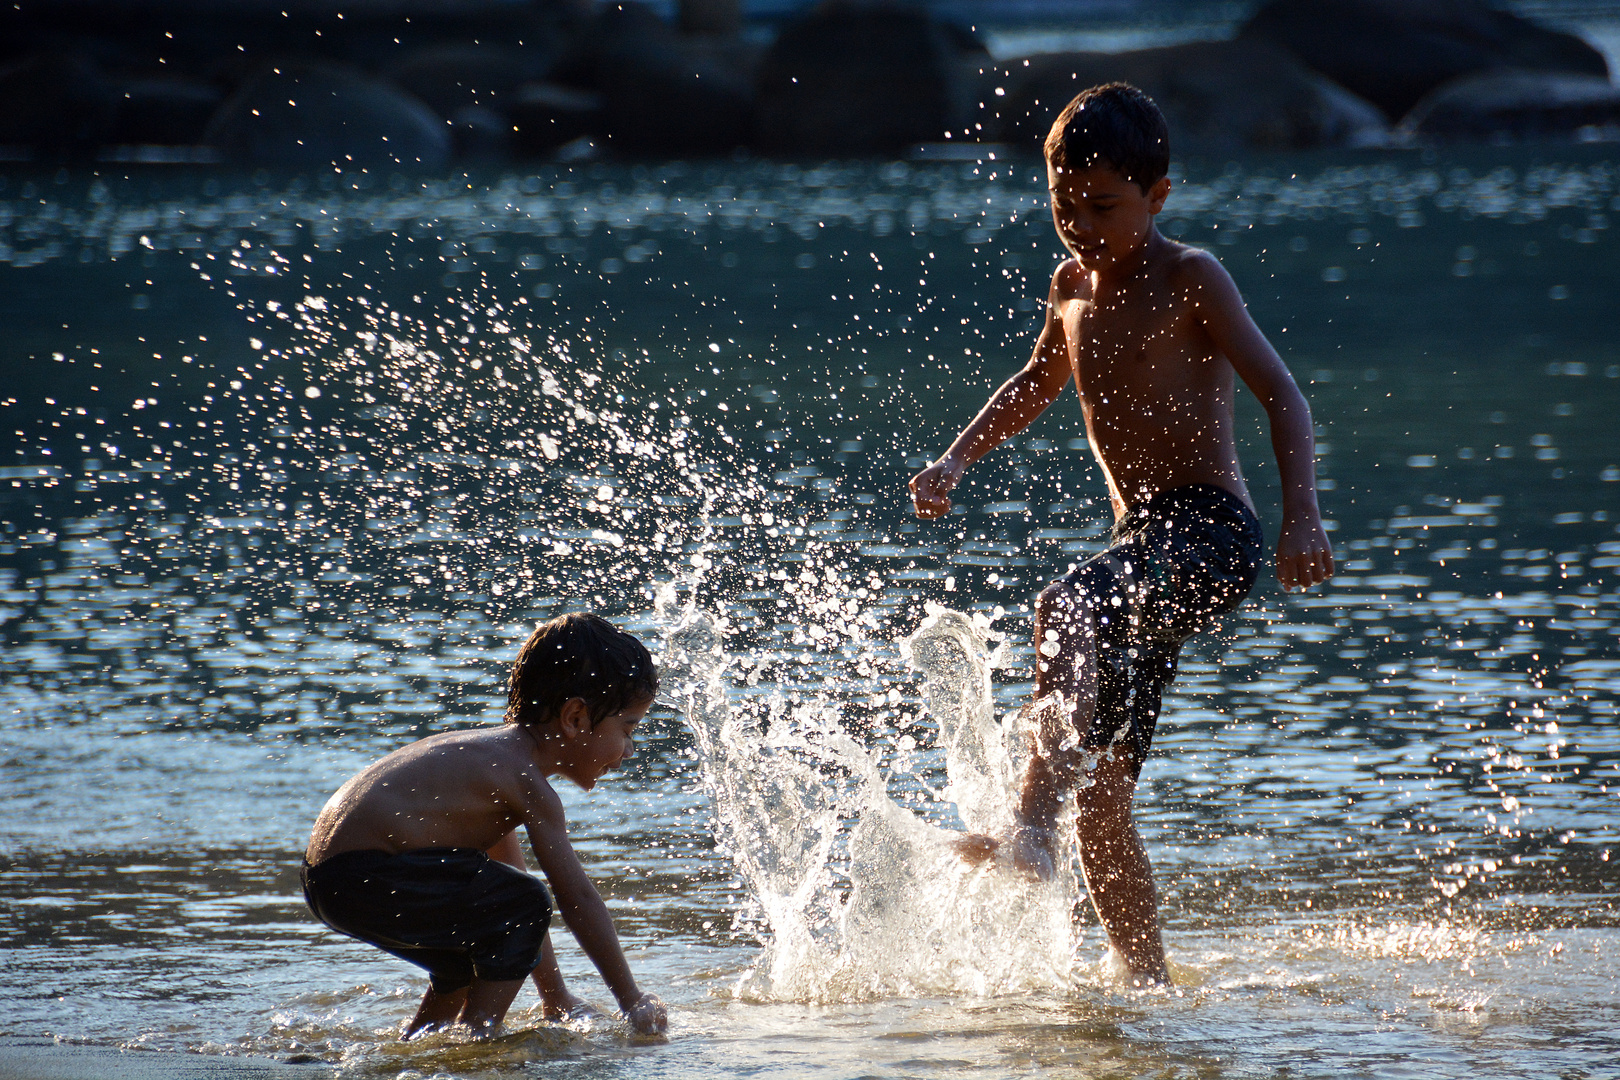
[[1076, 752, 1140, 816]]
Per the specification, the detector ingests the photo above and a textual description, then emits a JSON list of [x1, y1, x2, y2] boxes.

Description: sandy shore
[[0, 1039, 335, 1080]]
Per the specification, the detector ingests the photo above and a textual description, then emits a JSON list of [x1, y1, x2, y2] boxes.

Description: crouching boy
[[302, 612, 667, 1037]]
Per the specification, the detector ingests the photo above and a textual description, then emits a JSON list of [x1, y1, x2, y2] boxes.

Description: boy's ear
[[1147, 175, 1171, 214], [556, 697, 593, 737]]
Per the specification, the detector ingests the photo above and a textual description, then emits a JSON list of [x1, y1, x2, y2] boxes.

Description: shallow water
[[2, 146, 1618, 1079]]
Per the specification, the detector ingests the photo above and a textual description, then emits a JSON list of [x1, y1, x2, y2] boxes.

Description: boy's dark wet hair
[[507, 612, 658, 727], [1043, 83, 1170, 194]]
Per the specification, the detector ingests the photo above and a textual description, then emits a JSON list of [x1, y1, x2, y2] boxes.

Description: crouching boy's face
[[550, 696, 652, 792], [1047, 162, 1171, 272]]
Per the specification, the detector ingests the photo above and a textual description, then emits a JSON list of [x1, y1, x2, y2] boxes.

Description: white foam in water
[[657, 592, 1081, 1003]]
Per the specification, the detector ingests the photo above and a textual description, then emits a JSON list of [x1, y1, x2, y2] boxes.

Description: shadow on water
[[1, 147, 1619, 1078]]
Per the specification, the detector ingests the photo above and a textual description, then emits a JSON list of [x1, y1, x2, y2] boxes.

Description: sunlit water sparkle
[[2, 149, 1618, 1078]]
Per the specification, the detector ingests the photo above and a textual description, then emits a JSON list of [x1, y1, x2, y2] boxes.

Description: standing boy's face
[[1047, 162, 1171, 271]]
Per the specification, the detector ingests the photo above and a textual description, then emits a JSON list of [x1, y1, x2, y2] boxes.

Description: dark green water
[[1, 148, 1617, 1078]]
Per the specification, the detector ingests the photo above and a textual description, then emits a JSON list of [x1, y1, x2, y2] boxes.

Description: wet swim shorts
[[301, 847, 552, 992], [1058, 484, 1263, 766]]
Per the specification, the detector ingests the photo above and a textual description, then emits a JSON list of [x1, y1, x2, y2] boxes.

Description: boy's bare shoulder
[[395, 725, 563, 816], [1049, 256, 1089, 300], [467, 726, 566, 816], [1159, 241, 1238, 297]]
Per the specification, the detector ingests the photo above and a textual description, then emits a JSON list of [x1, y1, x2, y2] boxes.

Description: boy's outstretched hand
[[1276, 511, 1334, 591], [624, 991, 667, 1035], [909, 458, 964, 519]]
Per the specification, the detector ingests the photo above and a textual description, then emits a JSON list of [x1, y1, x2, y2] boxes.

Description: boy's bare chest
[[1061, 287, 1201, 392]]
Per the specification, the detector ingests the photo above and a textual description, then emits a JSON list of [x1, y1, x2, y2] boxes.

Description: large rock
[[988, 39, 1387, 157], [108, 75, 223, 146], [384, 42, 563, 160], [753, 2, 981, 157], [552, 1, 751, 156], [383, 43, 557, 119], [505, 81, 604, 156], [204, 60, 451, 169], [1400, 69, 1620, 142], [0, 1, 585, 80], [1239, 0, 1609, 121], [0, 53, 116, 160], [679, 0, 741, 37]]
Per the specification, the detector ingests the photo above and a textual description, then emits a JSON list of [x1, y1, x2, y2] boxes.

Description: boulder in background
[[1239, 0, 1609, 121], [203, 59, 451, 169], [988, 39, 1387, 157], [108, 75, 223, 146], [1400, 69, 1620, 142], [753, 2, 981, 157], [506, 82, 604, 156], [383, 43, 558, 121], [552, 1, 751, 156], [0, 53, 117, 160]]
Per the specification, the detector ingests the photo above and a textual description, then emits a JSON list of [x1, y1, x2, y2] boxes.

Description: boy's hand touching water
[[625, 991, 668, 1035]]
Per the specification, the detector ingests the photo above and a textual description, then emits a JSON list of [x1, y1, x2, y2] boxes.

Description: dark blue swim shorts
[[1059, 484, 1263, 765], [302, 847, 552, 992]]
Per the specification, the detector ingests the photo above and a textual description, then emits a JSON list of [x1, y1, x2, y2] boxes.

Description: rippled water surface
[[2, 148, 1618, 1079]]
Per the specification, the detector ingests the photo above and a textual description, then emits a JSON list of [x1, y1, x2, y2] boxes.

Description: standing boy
[[908, 84, 1333, 985], [302, 612, 668, 1036]]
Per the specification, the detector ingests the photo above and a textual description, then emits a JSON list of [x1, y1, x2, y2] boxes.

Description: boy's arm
[[1182, 250, 1333, 590], [484, 831, 589, 1019], [521, 792, 666, 1034], [909, 265, 1076, 518]]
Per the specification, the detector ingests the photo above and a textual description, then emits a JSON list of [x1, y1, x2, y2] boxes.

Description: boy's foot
[[950, 825, 1058, 880], [541, 993, 604, 1023]]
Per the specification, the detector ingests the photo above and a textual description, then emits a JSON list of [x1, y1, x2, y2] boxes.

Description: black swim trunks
[[1058, 484, 1262, 767], [302, 848, 552, 993]]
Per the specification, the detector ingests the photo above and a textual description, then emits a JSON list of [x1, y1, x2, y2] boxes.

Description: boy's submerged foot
[[540, 987, 606, 1023], [1102, 945, 1172, 988]]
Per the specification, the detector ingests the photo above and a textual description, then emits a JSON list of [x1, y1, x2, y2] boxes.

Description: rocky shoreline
[[1, 0, 1617, 168]]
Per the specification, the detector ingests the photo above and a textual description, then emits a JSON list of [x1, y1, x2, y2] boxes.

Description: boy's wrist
[[1281, 491, 1322, 518]]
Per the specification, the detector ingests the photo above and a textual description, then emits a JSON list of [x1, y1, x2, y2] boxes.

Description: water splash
[[658, 593, 1080, 1003]]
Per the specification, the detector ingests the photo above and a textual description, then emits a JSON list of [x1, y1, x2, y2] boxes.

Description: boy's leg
[[458, 976, 528, 1032], [531, 932, 594, 1020], [1013, 579, 1100, 827], [1032, 578, 1097, 716], [403, 985, 468, 1039], [1074, 746, 1168, 984], [402, 970, 527, 1038], [1032, 574, 1170, 984]]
